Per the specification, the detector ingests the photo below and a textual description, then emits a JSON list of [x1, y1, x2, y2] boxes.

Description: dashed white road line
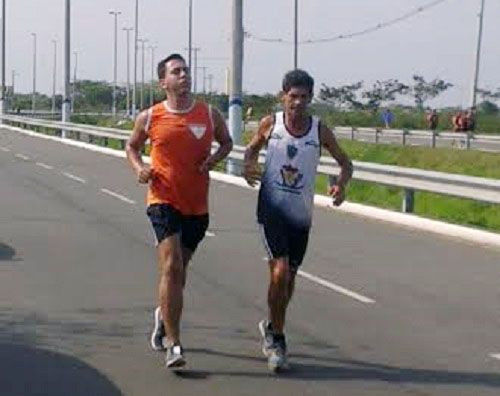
[[0, 146, 10, 152], [260, 257, 375, 304], [489, 354, 500, 360], [100, 188, 136, 204], [15, 153, 30, 160], [206, 231, 216, 237], [36, 162, 54, 170], [62, 171, 86, 184], [297, 270, 376, 304]]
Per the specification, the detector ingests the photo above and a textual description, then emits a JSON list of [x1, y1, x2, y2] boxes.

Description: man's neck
[[284, 111, 309, 135], [166, 93, 193, 111]]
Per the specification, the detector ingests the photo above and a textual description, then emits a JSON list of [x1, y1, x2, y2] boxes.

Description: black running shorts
[[147, 203, 209, 252], [258, 215, 310, 273]]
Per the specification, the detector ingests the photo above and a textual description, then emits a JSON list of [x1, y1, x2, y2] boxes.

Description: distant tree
[[477, 88, 500, 103], [478, 100, 499, 115], [410, 75, 452, 109], [361, 79, 409, 113], [318, 81, 364, 109]]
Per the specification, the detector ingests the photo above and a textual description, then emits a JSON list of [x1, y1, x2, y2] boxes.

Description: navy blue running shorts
[[258, 216, 310, 273], [146, 203, 209, 252]]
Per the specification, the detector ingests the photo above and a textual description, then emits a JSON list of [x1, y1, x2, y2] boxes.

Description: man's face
[[281, 86, 312, 115], [160, 59, 191, 94]]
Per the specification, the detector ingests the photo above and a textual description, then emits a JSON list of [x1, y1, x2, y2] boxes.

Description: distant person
[[126, 53, 232, 369], [426, 109, 439, 131], [452, 111, 463, 132], [243, 69, 353, 372], [380, 108, 394, 129], [464, 107, 476, 132]]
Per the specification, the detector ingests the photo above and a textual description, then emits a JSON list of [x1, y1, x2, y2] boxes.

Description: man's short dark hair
[[282, 69, 314, 94], [157, 53, 186, 79]]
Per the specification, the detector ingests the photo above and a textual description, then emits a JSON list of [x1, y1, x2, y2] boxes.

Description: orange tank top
[[146, 100, 214, 215]]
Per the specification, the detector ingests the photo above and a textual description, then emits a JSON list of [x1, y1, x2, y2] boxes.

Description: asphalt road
[[1, 128, 500, 396]]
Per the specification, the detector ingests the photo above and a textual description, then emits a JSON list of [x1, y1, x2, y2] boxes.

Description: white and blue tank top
[[257, 111, 321, 230]]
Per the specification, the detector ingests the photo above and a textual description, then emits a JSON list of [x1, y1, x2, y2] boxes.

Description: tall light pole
[[123, 27, 133, 116], [31, 32, 37, 115], [470, 0, 485, 110], [188, 0, 192, 71], [192, 47, 200, 93], [208, 73, 213, 94], [109, 10, 121, 118], [149, 44, 156, 107], [1, 1, 6, 118], [72, 51, 77, 111], [199, 66, 207, 94], [62, 0, 71, 124], [228, 0, 243, 174], [138, 38, 147, 109], [51, 39, 57, 116], [11, 69, 18, 111], [294, 0, 298, 69], [133, 0, 139, 118]]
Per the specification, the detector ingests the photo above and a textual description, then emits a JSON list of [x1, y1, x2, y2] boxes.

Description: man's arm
[[243, 115, 273, 187], [125, 111, 152, 184], [200, 107, 233, 172], [319, 122, 353, 206]]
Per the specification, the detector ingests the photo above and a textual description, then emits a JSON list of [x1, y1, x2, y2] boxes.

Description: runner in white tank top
[[243, 69, 353, 373]]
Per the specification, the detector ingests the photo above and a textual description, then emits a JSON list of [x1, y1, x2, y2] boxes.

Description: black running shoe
[[150, 307, 166, 351], [165, 344, 186, 368]]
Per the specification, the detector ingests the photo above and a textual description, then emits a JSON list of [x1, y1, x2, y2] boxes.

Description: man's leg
[[157, 234, 184, 345], [268, 257, 293, 335]]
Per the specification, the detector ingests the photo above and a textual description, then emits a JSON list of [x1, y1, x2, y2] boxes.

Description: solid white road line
[[36, 162, 54, 170], [489, 354, 500, 360], [297, 269, 376, 304], [0, 146, 10, 152], [100, 188, 136, 204], [15, 153, 30, 160], [206, 231, 216, 237], [62, 172, 86, 184]]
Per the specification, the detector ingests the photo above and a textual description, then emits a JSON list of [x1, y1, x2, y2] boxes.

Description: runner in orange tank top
[[126, 53, 232, 369]]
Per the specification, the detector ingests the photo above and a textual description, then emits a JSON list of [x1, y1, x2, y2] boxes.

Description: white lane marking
[[100, 188, 136, 204], [62, 172, 86, 184], [15, 153, 30, 160], [259, 257, 375, 304], [36, 162, 53, 170], [206, 231, 215, 237], [297, 270, 376, 304], [0, 146, 10, 152], [489, 354, 500, 360]]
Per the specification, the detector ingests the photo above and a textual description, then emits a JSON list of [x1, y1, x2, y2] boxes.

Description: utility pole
[[470, 0, 485, 110], [188, 0, 192, 71], [123, 27, 133, 116], [109, 10, 121, 118], [51, 39, 57, 116], [192, 47, 200, 93], [199, 66, 207, 94], [138, 38, 148, 109], [62, 0, 71, 124], [11, 69, 18, 111], [208, 73, 213, 94], [1, 1, 6, 119], [31, 32, 37, 115], [228, 0, 243, 174], [72, 51, 77, 111], [294, 0, 298, 69], [149, 44, 156, 107], [133, 0, 139, 118]]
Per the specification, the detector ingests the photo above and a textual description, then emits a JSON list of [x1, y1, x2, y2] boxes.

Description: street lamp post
[[11, 69, 18, 111], [133, 0, 139, 118], [149, 44, 156, 107], [72, 51, 77, 111], [294, 0, 298, 69], [51, 39, 57, 116], [31, 32, 37, 115], [1, 0, 6, 118], [109, 10, 121, 118], [138, 38, 148, 109], [188, 0, 192, 71], [62, 0, 71, 124], [123, 27, 133, 116]]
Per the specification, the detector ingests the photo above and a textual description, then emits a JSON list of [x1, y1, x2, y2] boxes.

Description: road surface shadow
[[184, 347, 500, 389], [0, 343, 123, 396]]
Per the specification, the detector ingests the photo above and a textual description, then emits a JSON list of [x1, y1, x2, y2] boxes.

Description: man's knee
[[270, 258, 291, 289]]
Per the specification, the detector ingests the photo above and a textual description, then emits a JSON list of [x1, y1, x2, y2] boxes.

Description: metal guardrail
[[2, 115, 499, 212]]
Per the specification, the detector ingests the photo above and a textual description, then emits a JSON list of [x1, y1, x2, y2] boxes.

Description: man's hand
[[328, 184, 345, 206], [137, 164, 153, 184], [243, 162, 261, 187], [199, 156, 217, 173]]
